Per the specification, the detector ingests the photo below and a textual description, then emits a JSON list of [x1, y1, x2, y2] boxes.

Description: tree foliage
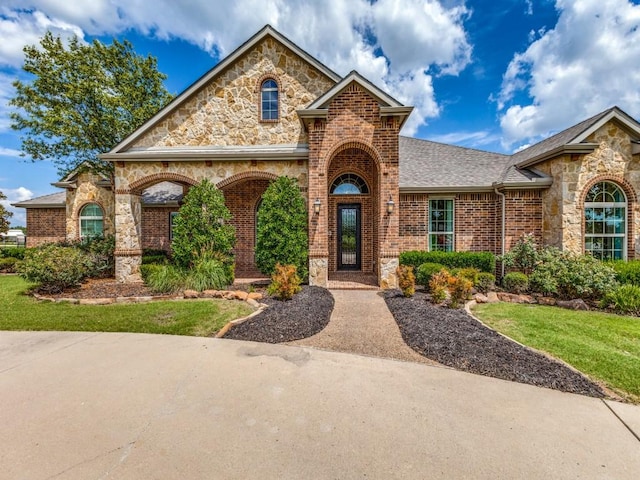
[[0, 191, 12, 233], [171, 179, 235, 269], [255, 176, 308, 279], [10, 32, 173, 177]]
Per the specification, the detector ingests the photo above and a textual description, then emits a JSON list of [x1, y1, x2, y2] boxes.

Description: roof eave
[[101, 147, 310, 162], [515, 143, 599, 168], [11, 202, 65, 208], [399, 185, 496, 194], [492, 178, 554, 190]]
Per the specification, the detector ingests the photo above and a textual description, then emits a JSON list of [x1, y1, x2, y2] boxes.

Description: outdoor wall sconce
[[314, 198, 322, 215], [386, 195, 395, 215]]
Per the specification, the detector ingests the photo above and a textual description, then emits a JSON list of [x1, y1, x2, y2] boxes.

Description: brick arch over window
[[321, 138, 382, 174], [216, 171, 279, 190], [329, 168, 372, 195], [127, 173, 199, 195], [579, 175, 637, 260]]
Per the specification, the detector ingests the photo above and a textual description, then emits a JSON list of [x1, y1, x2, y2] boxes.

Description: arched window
[[79, 203, 104, 239], [584, 181, 626, 260], [261, 79, 279, 121], [330, 173, 369, 195]]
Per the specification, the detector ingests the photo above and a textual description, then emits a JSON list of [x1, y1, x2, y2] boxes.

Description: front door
[[337, 204, 361, 270]]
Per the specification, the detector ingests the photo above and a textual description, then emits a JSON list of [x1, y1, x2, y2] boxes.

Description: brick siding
[[26, 208, 66, 247], [141, 207, 178, 252]]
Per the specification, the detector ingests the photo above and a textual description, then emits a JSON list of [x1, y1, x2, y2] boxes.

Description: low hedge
[[609, 260, 640, 286], [400, 250, 495, 273], [0, 247, 26, 260]]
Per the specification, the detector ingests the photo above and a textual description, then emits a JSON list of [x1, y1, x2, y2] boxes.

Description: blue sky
[[1, 0, 640, 225]]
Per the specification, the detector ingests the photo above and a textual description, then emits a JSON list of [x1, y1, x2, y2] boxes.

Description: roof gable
[[512, 106, 640, 168], [307, 71, 403, 109], [107, 25, 342, 154]]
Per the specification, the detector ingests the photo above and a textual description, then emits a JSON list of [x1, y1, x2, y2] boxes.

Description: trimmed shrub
[[500, 233, 539, 274], [456, 267, 480, 285], [256, 176, 308, 280], [447, 275, 473, 308], [267, 263, 302, 300], [17, 245, 88, 293], [400, 250, 495, 273], [0, 247, 26, 259], [416, 262, 447, 288], [429, 270, 450, 303], [397, 265, 415, 297], [609, 260, 640, 286], [143, 264, 185, 294], [185, 258, 229, 292], [528, 248, 616, 299], [56, 235, 115, 278], [0, 257, 18, 273], [503, 272, 529, 294], [171, 179, 235, 269], [600, 284, 640, 315], [475, 272, 496, 293]]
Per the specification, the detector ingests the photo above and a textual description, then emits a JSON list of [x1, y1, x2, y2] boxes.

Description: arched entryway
[[327, 148, 379, 277], [218, 172, 278, 276]]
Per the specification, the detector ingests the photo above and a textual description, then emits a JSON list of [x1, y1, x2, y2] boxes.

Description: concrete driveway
[[1, 331, 639, 479]]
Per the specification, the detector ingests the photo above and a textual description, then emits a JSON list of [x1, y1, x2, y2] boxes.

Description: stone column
[[114, 192, 143, 283]]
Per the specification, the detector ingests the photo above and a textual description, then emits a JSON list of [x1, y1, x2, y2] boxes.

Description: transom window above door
[[330, 173, 369, 195]]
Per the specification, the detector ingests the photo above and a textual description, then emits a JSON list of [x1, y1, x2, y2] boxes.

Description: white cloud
[[427, 130, 501, 147], [0, 146, 22, 157], [497, 0, 640, 148], [0, 0, 473, 136], [0, 186, 33, 226]]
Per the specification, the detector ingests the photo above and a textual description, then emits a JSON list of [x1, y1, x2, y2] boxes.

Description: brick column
[[114, 192, 143, 283]]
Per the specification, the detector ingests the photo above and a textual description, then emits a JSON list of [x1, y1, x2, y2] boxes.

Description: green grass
[[0, 276, 252, 337], [473, 303, 640, 402]]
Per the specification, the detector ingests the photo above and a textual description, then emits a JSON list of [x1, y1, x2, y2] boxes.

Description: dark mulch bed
[[224, 286, 334, 343], [384, 290, 606, 398], [37, 278, 154, 299]]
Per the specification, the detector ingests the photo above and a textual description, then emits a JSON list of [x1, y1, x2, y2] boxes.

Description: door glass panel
[[340, 207, 357, 266]]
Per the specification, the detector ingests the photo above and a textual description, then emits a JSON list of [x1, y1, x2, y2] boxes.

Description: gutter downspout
[[494, 186, 506, 278]]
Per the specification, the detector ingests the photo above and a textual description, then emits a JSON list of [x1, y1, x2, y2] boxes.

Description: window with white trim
[[79, 203, 104, 239], [584, 181, 626, 260], [260, 79, 279, 121], [429, 199, 454, 252]]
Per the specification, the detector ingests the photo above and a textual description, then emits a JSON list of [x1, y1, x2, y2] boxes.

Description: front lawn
[[0, 276, 252, 337], [473, 303, 640, 402]]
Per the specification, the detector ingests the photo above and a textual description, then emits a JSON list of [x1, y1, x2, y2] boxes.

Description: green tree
[[255, 176, 308, 279], [171, 179, 236, 269], [0, 191, 12, 233], [10, 32, 173, 177]]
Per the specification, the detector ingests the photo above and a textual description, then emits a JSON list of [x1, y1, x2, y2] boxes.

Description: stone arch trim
[[578, 175, 637, 259], [578, 175, 638, 205], [127, 173, 199, 195], [321, 138, 382, 174], [216, 171, 279, 190]]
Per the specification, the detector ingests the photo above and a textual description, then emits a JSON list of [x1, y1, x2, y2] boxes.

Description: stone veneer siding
[[26, 208, 66, 247], [307, 82, 400, 288], [536, 121, 640, 258], [129, 37, 335, 149], [65, 172, 115, 240]]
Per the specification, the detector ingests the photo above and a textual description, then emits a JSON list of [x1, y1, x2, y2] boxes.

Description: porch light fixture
[[313, 197, 322, 215], [386, 195, 395, 215]]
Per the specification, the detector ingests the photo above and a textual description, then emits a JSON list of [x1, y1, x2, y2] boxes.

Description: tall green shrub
[[171, 179, 235, 268], [255, 176, 308, 279]]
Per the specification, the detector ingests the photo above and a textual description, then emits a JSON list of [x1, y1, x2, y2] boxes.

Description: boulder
[[518, 294, 536, 304], [537, 296, 556, 306], [247, 292, 263, 300], [556, 299, 589, 311], [183, 290, 199, 299], [474, 293, 489, 304], [486, 292, 500, 303], [246, 298, 261, 308], [233, 291, 249, 301]]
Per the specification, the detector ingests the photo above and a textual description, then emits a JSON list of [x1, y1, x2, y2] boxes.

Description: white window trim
[[428, 198, 455, 252], [260, 79, 279, 122], [79, 204, 104, 239], [584, 197, 627, 260]]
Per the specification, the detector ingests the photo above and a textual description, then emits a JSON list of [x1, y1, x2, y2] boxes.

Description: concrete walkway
[[2, 331, 639, 479], [289, 289, 437, 365]]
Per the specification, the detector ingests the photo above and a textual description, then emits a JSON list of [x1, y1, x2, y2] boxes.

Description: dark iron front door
[[337, 204, 361, 270]]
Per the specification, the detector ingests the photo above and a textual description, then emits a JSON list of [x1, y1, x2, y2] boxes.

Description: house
[[13, 25, 640, 287]]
